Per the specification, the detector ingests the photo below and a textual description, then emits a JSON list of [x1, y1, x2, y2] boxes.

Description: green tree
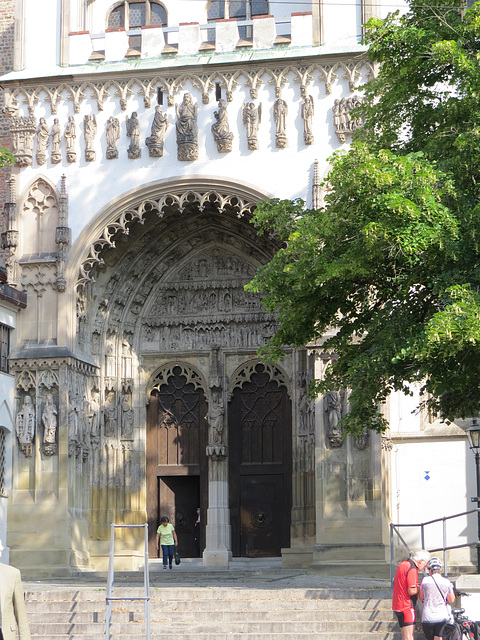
[[246, 0, 480, 435], [0, 147, 14, 168]]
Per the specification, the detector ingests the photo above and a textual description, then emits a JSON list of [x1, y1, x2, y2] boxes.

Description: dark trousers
[[161, 544, 175, 567], [0, 627, 4, 640]]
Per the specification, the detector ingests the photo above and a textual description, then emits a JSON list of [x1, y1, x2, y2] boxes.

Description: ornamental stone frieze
[[76, 188, 258, 290], [2, 59, 374, 124]]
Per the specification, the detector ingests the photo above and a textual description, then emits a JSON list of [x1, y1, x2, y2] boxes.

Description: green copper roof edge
[[0, 42, 368, 85]]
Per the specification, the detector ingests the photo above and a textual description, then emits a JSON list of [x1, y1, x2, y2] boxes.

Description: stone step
[[31, 634, 403, 640], [29, 619, 401, 634], [24, 587, 393, 603], [25, 596, 393, 611], [26, 608, 396, 623]]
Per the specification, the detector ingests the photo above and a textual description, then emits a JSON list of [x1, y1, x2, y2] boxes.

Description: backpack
[[442, 622, 462, 640]]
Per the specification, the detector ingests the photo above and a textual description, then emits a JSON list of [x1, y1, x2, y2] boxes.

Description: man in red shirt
[[392, 550, 430, 640]]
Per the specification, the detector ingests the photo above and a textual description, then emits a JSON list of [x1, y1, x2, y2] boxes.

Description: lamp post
[[466, 418, 480, 574]]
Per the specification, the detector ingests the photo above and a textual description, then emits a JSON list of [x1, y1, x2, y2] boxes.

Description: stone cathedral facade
[[0, 0, 474, 577]]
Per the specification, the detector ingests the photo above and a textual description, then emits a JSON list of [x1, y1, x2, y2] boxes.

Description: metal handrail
[[390, 508, 480, 584], [105, 523, 150, 640]]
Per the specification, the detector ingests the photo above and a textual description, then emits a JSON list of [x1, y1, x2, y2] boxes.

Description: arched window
[[108, 1, 167, 29]]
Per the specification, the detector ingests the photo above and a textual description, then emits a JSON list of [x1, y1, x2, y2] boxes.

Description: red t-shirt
[[392, 559, 418, 611]]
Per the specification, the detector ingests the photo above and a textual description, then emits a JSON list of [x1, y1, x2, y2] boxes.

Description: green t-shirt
[[157, 522, 175, 545]]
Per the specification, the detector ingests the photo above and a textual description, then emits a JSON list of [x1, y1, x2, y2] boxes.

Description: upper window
[[0, 324, 10, 374], [108, 1, 167, 29], [207, 0, 268, 38]]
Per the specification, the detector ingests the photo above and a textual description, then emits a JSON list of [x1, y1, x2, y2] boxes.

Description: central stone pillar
[[203, 446, 231, 567]]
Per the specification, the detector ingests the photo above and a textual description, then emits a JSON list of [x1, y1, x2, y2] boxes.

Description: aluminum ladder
[[105, 523, 150, 640]]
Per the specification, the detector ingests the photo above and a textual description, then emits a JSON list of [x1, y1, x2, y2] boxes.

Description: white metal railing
[[105, 523, 150, 640], [390, 509, 480, 584]]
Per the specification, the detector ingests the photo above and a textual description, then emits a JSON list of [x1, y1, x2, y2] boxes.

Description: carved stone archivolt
[[76, 187, 258, 290]]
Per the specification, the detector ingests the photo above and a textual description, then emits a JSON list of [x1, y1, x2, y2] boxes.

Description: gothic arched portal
[[229, 362, 292, 557], [67, 179, 299, 563]]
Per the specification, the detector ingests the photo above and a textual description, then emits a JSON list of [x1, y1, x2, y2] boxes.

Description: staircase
[[24, 569, 410, 640]]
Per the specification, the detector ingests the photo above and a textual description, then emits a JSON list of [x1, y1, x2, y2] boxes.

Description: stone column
[[203, 448, 231, 567]]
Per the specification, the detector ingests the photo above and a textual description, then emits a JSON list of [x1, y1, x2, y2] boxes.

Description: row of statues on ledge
[[15, 387, 368, 458], [12, 93, 363, 166], [15, 390, 135, 458]]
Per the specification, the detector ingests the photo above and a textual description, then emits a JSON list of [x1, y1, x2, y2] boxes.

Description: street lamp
[[466, 418, 480, 573]]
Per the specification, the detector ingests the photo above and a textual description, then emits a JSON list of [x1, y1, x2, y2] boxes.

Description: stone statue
[[42, 393, 57, 456], [273, 98, 288, 148], [298, 387, 314, 437], [301, 95, 314, 145], [68, 394, 80, 455], [146, 106, 169, 157], [106, 116, 120, 159], [354, 429, 369, 450], [11, 116, 36, 166], [211, 99, 233, 153], [325, 390, 343, 448], [121, 394, 134, 440], [88, 390, 102, 439], [83, 114, 97, 161], [175, 93, 198, 161], [242, 102, 261, 150], [64, 115, 77, 163], [333, 96, 364, 143], [126, 111, 141, 159], [16, 395, 35, 457], [206, 391, 224, 444], [36, 117, 49, 165], [51, 118, 62, 164], [103, 390, 117, 437]]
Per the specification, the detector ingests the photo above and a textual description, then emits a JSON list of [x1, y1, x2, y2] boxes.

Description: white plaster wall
[[0, 327, 16, 564], [24, 0, 59, 71], [16, 67, 366, 244]]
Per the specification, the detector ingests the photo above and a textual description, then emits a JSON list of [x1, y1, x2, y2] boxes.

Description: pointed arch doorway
[[229, 363, 292, 557], [146, 364, 208, 558]]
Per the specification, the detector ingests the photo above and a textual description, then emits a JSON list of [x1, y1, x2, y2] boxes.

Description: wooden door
[[147, 365, 208, 557], [229, 363, 292, 557], [158, 475, 200, 558]]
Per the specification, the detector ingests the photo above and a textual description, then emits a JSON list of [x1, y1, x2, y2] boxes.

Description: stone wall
[[0, 0, 15, 265]]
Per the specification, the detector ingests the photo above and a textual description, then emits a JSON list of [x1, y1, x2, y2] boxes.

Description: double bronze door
[[147, 363, 291, 558]]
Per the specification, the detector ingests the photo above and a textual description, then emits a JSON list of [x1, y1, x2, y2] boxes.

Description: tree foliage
[[246, 0, 480, 434], [0, 147, 14, 168]]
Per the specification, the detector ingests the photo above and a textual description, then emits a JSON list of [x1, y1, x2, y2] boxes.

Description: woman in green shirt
[[156, 516, 178, 570]]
